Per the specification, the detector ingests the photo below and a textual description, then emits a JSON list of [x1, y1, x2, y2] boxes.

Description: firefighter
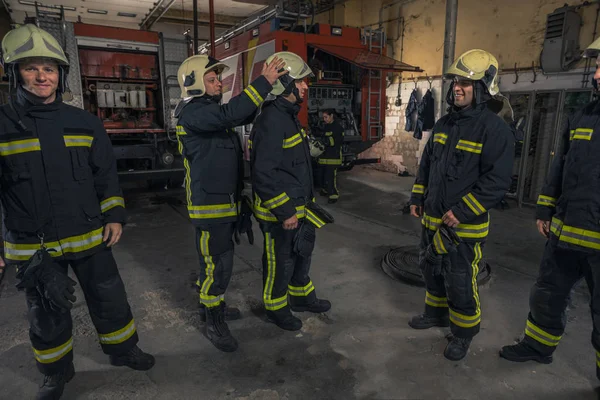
[[0, 24, 154, 399], [250, 51, 332, 331], [175, 53, 286, 352], [499, 38, 600, 378], [318, 109, 344, 204], [408, 49, 514, 361]]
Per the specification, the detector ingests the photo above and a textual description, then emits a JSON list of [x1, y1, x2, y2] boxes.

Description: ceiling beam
[[159, 9, 244, 28]]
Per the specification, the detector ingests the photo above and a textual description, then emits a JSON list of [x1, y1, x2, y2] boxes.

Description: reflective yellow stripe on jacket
[[4, 227, 105, 261], [421, 212, 489, 239], [0, 138, 41, 156], [550, 217, 600, 250], [64, 135, 93, 148], [100, 196, 125, 213]]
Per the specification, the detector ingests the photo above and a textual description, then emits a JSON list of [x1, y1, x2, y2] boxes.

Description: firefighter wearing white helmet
[[0, 24, 155, 399], [500, 37, 600, 380], [175, 52, 286, 352], [408, 49, 514, 361], [250, 51, 332, 332]]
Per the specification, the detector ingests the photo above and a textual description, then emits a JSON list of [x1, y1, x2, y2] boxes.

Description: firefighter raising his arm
[[0, 24, 154, 399], [318, 109, 344, 204], [408, 49, 513, 361], [175, 54, 286, 352], [250, 51, 332, 331], [499, 37, 600, 379]]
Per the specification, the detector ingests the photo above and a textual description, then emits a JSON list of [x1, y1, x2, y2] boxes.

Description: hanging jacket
[[535, 99, 600, 253], [0, 89, 125, 263], [250, 97, 314, 224], [317, 119, 344, 166], [409, 103, 514, 241], [414, 89, 435, 140], [404, 89, 418, 132], [176, 76, 272, 226]]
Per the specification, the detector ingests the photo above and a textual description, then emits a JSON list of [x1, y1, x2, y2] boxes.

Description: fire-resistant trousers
[[522, 240, 600, 363], [26, 248, 138, 374], [260, 222, 318, 315], [419, 226, 484, 338], [195, 223, 235, 308], [323, 166, 339, 201]]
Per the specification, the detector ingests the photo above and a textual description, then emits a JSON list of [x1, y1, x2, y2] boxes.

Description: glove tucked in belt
[[234, 194, 254, 245], [15, 248, 77, 313], [421, 225, 462, 276], [305, 201, 334, 228]]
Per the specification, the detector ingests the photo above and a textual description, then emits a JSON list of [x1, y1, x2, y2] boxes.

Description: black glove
[[16, 248, 77, 313], [234, 195, 254, 245], [293, 221, 316, 258], [305, 201, 334, 228], [421, 225, 462, 276]]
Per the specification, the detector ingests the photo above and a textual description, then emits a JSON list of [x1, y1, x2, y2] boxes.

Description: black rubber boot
[[444, 336, 472, 361], [290, 299, 331, 313], [319, 189, 328, 197], [328, 198, 338, 204], [36, 362, 75, 400], [109, 345, 156, 371], [499, 340, 553, 364], [408, 313, 450, 329], [266, 310, 302, 331], [205, 303, 238, 352], [199, 302, 241, 322]]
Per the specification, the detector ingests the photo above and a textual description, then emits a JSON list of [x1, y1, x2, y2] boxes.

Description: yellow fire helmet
[[177, 55, 229, 98], [583, 36, 600, 59], [265, 51, 313, 96], [1, 24, 69, 66], [444, 49, 500, 96]]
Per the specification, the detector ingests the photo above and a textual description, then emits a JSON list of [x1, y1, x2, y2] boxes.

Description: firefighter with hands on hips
[[408, 49, 514, 361], [0, 24, 154, 399], [499, 37, 600, 379], [250, 51, 333, 331], [318, 109, 344, 204], [175, 53, 287, 352]]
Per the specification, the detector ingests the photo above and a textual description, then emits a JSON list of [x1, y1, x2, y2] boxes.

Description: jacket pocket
[[69, 149, 93, 181], [81, 202, 102, 222], [202, 141, 238, 194]]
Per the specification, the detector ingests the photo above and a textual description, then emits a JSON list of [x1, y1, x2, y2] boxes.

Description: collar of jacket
[[16, 85, 62, 116], [449, 103, 486, 124], [273, 96, 300, 116]]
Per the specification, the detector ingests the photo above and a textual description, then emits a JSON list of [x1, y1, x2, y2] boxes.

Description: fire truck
[[200, 4, 422, 171]]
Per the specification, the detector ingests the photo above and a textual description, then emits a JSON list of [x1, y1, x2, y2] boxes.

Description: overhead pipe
[[441, 0, 458, 114], [193, 0, 198, 55], [209, 0, 215, 57]]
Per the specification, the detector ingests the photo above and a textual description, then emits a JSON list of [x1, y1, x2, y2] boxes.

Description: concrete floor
[[1, 167, 599, 400]]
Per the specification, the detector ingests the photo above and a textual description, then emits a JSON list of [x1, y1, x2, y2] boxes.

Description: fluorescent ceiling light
[[118, 12, 137, 18], [87, 9, 108, 14]]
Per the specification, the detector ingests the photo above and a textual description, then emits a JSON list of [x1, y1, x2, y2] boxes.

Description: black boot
[[205, 303, 238, 352], [444, 336, 472, 361], [266, 309, 302, 331], [499, 340, 553, 364], [199, 302, 241, 322], [36, 362, 75, 400], [109, 345, 155, 371], [408, 313, 450, 329], [328, 198, 338, 204], [290, 299, 331, 313]]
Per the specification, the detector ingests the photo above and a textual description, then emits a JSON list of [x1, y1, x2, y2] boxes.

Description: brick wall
[[359, 79, 443, 176]]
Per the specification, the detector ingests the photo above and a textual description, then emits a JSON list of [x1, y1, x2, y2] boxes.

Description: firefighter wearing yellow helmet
[[500, 37, 600, 380], [175, 52, 286, 353], [250, 51, 332, 332], [408, 49, 514, 361], [0, 24, 155, 399]]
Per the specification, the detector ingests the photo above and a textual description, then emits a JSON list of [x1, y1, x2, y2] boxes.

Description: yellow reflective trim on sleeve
[[244, 85, 263, 107], [571, 128, 593, 141], [433, 133, 447, 145], [0, 138, 41, 156], [33, 337, 73, 364], [247, 84, 264, 104], [98, 319, 137, 345], [262, 193, 290, 210], [100, 196, 125, 213], [456, 139, 483, 154], [462, 193, 486, 216], [283, 133, 303, 149], [412, 184, 425, 194], [64, 135, 93, 148], [537, 195, 557, 207], [449, 309, 481, 328], [525, 320, 561, 347]]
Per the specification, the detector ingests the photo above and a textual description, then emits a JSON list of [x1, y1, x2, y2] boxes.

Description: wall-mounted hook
[[427, 77, 433, 89], [513, 63, 519, 84], [531, 61, 537, 83]]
